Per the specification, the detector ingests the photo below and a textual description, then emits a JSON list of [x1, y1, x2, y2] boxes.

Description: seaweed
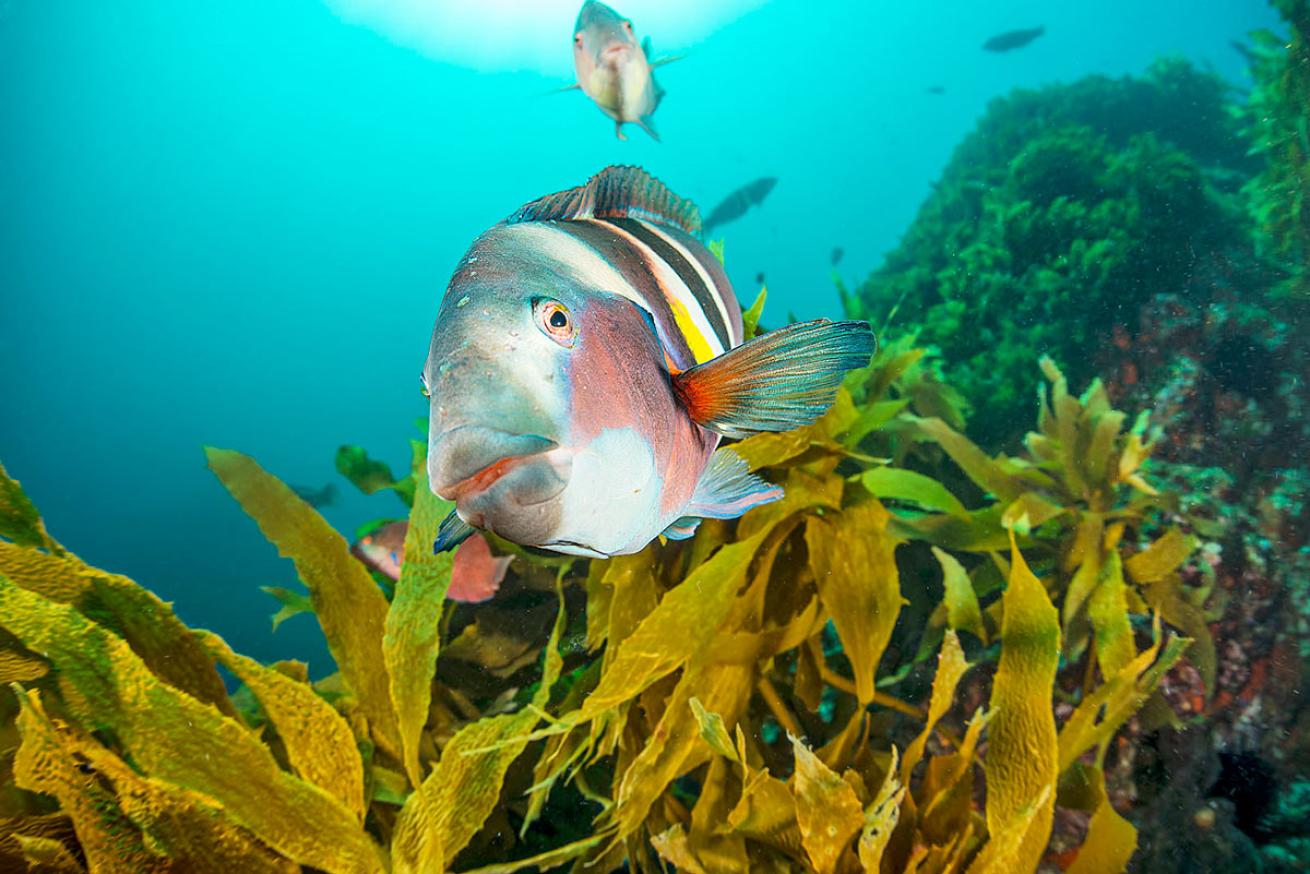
[[1242, 0, 1310, 302], [841, 60, 1255, 446], [0, 338, 1199, 872]]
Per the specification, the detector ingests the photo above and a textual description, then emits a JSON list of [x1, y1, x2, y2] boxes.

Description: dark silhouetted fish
[[982, 26, 1045, 52], [1230, 39, 1256, 65], [831, 247, 844, 265], [291, 482, 336, 508], [926, 85, 946, 95], [703, 177, 777, 233], [754, 271, 766, 285]]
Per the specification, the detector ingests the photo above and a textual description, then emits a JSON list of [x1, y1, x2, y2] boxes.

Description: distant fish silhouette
[[1230, 39, 1257, 65], [926, 85, 946, 95], [755, 271, 766, 285], [982, 26, 1045, 52], [830, 247, 844, 266], [291, 482, 336, 508], [703, 177, 778, 233]]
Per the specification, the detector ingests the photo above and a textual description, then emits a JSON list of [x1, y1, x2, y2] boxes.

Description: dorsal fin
[[505, 165, 702, 235]]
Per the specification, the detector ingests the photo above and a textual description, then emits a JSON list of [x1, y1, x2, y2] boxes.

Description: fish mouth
[[430, 426, 565, 504]]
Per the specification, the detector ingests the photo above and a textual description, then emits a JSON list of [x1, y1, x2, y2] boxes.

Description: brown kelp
[[0, 341, 1205, 872]]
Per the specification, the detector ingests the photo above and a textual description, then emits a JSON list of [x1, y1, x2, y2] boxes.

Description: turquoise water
[[0, 0, 1281, 674]]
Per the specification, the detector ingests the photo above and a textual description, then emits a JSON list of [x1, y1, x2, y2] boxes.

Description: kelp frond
[[0, 346, 1195, 872]]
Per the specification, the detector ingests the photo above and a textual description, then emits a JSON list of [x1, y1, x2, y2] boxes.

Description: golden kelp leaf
[[858, 748, 905, 871], [731, 428, 815, 472], [0, 577, 384, 873], [599, 550, 661, 668], [11, 834, 82, 872], [727, 767, 804, 859], [0, 461, 62, 554], [572, 530, 769, 723], [919, 708, 992, 844], [392, 588, 568, 874], [1058, 631, 1188, 772], [17, 689, 296, 873], [980, 538, 1059, 874], [17, 691, 294, 874], [1066, 768, 1136, 874], [384, 463, 455, 786], [13, 692, 159, 872], [0, 648, 48, 683], [1124, 529, 1196, 583], [1083, 410, 1127, 492], [688, 755, 751, 871], [458, 834, 607, 874], [900, 630, 970, 797], [742, 286, 767, 340], [1087, 552, 1134, 679], [1142, 577, 1215, 696], [205, 447, 401, 761], [690, 696, 739, 762], [11, 691, 157, 870], [0, 814, 78, 872], [1000, 492, 1067, 534], [612, 661, 755, 838], [932, 548, 987, 643], [790, 736, 864, 874], [0, 541, 233, 713], [805, 501, 903, 705], [199, 632, 366, 821], [890, 505, 1010, 553], [966, 787, 1052, 874], [651, 824, 708, 873], [861, 467, 968, 517], [908, 417, 1031, 501]]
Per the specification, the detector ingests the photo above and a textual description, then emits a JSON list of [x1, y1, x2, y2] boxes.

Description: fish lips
[[429, 427, 569, 507]]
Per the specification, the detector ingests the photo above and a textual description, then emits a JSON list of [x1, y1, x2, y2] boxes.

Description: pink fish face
[[424, 227, 712, 559], [351, 520, 408, 581]]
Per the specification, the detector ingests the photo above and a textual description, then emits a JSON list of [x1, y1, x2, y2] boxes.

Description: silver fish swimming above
[[570, 1, 675, 141], [421, 166, 876, 559]]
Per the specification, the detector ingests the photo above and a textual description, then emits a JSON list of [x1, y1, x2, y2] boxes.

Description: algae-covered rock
[[843, 59, 1254, 446]]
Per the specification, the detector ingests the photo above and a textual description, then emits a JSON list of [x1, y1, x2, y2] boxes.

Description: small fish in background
[[703, 177, 778, 233], [422, 166, 875, 558], [568, 1, 679, 141], [982, 26, 1045, 52], [291, 482, 336, 508], [926, 85, 946, 95], [352, 521, 511, 603], [1230, 39, 1257, 66], [754, 271, 766, 285], [351, 520, 407, 581], [830, 246, 844, 266]]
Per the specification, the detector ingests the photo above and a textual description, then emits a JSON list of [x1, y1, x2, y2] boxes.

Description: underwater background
[[2, 1, 1309, 872]]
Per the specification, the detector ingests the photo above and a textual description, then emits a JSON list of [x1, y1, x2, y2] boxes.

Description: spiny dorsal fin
[[505, 165, 702, 235]]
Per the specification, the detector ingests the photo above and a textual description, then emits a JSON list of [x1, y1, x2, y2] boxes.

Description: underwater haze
[[4, 1, 1310, 871], [0, 0, 1276, 667]]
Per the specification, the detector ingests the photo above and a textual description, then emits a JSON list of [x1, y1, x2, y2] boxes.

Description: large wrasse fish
[[422, 165, 876, 559], [569, 1, 677, 141]]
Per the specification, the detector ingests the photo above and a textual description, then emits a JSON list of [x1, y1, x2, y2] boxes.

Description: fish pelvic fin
[[674, 319, 877, 438], [685, 447, 782, 520], [433, 508, 476, 554], [661, 516, 702, 541], [504, 165, 701, 235], [637, 113, 660, 142]]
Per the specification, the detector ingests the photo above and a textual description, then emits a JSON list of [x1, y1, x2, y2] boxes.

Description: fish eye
[[574, 32, 583, 46], [533, 298, 577, 347], [419, 373, 430, 397], [623, 20, 633, 32]]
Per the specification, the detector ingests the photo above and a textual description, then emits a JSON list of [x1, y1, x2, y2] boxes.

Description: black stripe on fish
[[554, 220, 697, 371], [604, 217, 733, 351], [651, 222, 743, 347]]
